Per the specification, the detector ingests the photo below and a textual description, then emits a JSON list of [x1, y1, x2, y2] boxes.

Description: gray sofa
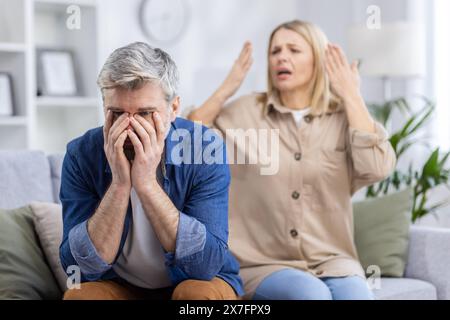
[[0, 150, 449, 300]]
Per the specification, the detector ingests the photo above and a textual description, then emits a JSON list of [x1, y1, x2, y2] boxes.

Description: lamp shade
[[348, 22, 426, 78]]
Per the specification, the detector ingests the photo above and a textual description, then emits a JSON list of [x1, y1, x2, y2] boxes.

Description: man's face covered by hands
[[103, 82, 179, 161]]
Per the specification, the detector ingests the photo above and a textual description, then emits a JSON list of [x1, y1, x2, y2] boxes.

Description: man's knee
[[64, 282, 98, 300], [172, 278, 237, 300], [63, 281, 122, 300]]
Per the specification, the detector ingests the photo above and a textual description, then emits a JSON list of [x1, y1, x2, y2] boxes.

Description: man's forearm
[[137, 181, 179, 253], [87, 183, 130, 264]]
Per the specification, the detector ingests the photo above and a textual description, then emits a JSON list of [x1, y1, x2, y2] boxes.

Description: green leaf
[[364, 97, 450, 223]]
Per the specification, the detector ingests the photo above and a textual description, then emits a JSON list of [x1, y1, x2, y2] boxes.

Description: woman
[[188, 20, 396, 300]]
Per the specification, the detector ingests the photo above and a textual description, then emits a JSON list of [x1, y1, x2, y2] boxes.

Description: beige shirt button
[[294, 152, 302, 161], [292, 191, 300, 200], [316, 270, 324, 276], [290, 229, 299, 238]]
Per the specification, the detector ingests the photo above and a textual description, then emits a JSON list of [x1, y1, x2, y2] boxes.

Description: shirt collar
[[263, 91, 344, 118]]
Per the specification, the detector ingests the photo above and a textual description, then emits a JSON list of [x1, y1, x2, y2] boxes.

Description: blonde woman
[[188, 20, 396, 300]]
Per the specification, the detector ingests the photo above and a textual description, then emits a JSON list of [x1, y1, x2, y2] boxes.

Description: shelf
[[0, 116, 27, 126], [36, 96, 100, 108], [0, 0, 100, 152], [34, 0, 97, 8], [0, 42, 26, 53]]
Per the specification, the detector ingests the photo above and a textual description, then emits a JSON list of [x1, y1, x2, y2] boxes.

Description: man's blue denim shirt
[[59, 117, 244, 296]]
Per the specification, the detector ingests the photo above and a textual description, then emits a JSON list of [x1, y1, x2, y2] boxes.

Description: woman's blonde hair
[[266, 20, 340, 115]]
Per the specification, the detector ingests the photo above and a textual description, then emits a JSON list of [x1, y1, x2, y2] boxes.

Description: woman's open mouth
[[276, 68, 292, 80]]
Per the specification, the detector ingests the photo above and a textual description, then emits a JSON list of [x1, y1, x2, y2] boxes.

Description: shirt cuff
[[68, 221, 111, 275], [174, 212, 206, 261], [349, 122, 389, 148]]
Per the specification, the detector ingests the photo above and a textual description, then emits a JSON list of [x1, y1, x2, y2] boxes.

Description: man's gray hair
[[97, 42, 179, 102]]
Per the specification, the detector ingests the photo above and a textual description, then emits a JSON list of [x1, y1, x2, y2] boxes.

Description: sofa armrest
[[405, 226, 450, 300]]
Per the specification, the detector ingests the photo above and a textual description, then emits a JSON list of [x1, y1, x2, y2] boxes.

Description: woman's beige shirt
[[212, 93, 396, 298]]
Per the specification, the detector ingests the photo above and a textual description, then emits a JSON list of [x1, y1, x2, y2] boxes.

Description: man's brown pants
[[63, 277, 238, 300]]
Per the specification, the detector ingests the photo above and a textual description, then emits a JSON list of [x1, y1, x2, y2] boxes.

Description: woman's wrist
[[342, 89, 363, 107], [343, 92, 376, 133]]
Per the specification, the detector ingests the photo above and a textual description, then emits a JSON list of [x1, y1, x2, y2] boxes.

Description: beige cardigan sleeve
[[348, 122, 397, 194]]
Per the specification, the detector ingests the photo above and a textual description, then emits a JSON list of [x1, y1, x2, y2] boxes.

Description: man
[[60, 42, 243, 300]]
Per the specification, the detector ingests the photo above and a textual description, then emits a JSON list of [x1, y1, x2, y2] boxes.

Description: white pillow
[[30, 202, 67, 292]]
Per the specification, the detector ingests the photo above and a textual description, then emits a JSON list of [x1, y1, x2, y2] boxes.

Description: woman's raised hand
[[217, 41, 253, 100], [325, 43, 361, 103], [187, 42, 253, 124]]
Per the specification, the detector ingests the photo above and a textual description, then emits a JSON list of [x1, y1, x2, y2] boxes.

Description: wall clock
[[139, 0, 190, 45]]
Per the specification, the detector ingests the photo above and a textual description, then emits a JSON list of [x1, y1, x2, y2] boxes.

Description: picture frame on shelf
[[0, 72, 14, 116], [37, 49, 79, 97]]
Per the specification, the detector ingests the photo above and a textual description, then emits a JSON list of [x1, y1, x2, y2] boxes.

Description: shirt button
[[316, 270, 324, 276], [304, 115, 313, 123], [294, 153, 302, 161], [290, 229, 299, 238], [292, 191, 300, 200]]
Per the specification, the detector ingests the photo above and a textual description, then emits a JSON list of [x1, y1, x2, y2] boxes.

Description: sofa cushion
[[0, 151, 54, 209], [47, 154, 64, 204], [0, 206, 61, 300], [30, 202, 67, 292], [353, 188, 412, 277], [374, 278, 437, 300]]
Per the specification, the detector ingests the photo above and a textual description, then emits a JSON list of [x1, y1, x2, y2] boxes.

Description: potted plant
[[366, 97, 450, 222]]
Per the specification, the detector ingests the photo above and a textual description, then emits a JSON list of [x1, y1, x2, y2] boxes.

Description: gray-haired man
[[60, 42, 243, 300]]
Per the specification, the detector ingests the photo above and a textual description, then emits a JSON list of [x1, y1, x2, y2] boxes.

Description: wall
[[97, 0, 300, 111], [96, 0, 417, 109]]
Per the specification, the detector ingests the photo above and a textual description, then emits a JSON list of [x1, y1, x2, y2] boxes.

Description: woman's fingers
[[332, 44, 347, 66], [243, 54, 254, 71], [236, 42, 253, 71], [325, 48, 336, 74], [328, 44, 340, 66], [239, 42, 252, 61], [237, 42, 249, 59], [330, 44, 352, 70], [326, 44, 341, 70], [324, 55, 333, 77]]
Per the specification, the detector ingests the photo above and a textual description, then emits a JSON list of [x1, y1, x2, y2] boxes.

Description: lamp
[[347, 22, 426, 101]]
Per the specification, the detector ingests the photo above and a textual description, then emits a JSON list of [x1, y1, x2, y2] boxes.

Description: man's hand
[[103, 110, 132, 190], [84, 110, 133, 264], [128, 111, 166, 194]]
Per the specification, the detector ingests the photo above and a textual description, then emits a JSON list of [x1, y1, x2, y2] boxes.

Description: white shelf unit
[[0, 0, 102, 153], [36, 96, 99, 108], [0, 42, 27, 52], [0, 116, 28, 126], [0, 0, 29, 150]]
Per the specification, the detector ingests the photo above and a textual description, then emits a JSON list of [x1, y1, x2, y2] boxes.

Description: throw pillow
[[30, 202, 67, 292], [353, 188, 412, 277], [0, 206, 61, 299]]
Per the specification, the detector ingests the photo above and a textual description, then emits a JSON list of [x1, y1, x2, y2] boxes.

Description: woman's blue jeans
[[253, 268, 374, 300]]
